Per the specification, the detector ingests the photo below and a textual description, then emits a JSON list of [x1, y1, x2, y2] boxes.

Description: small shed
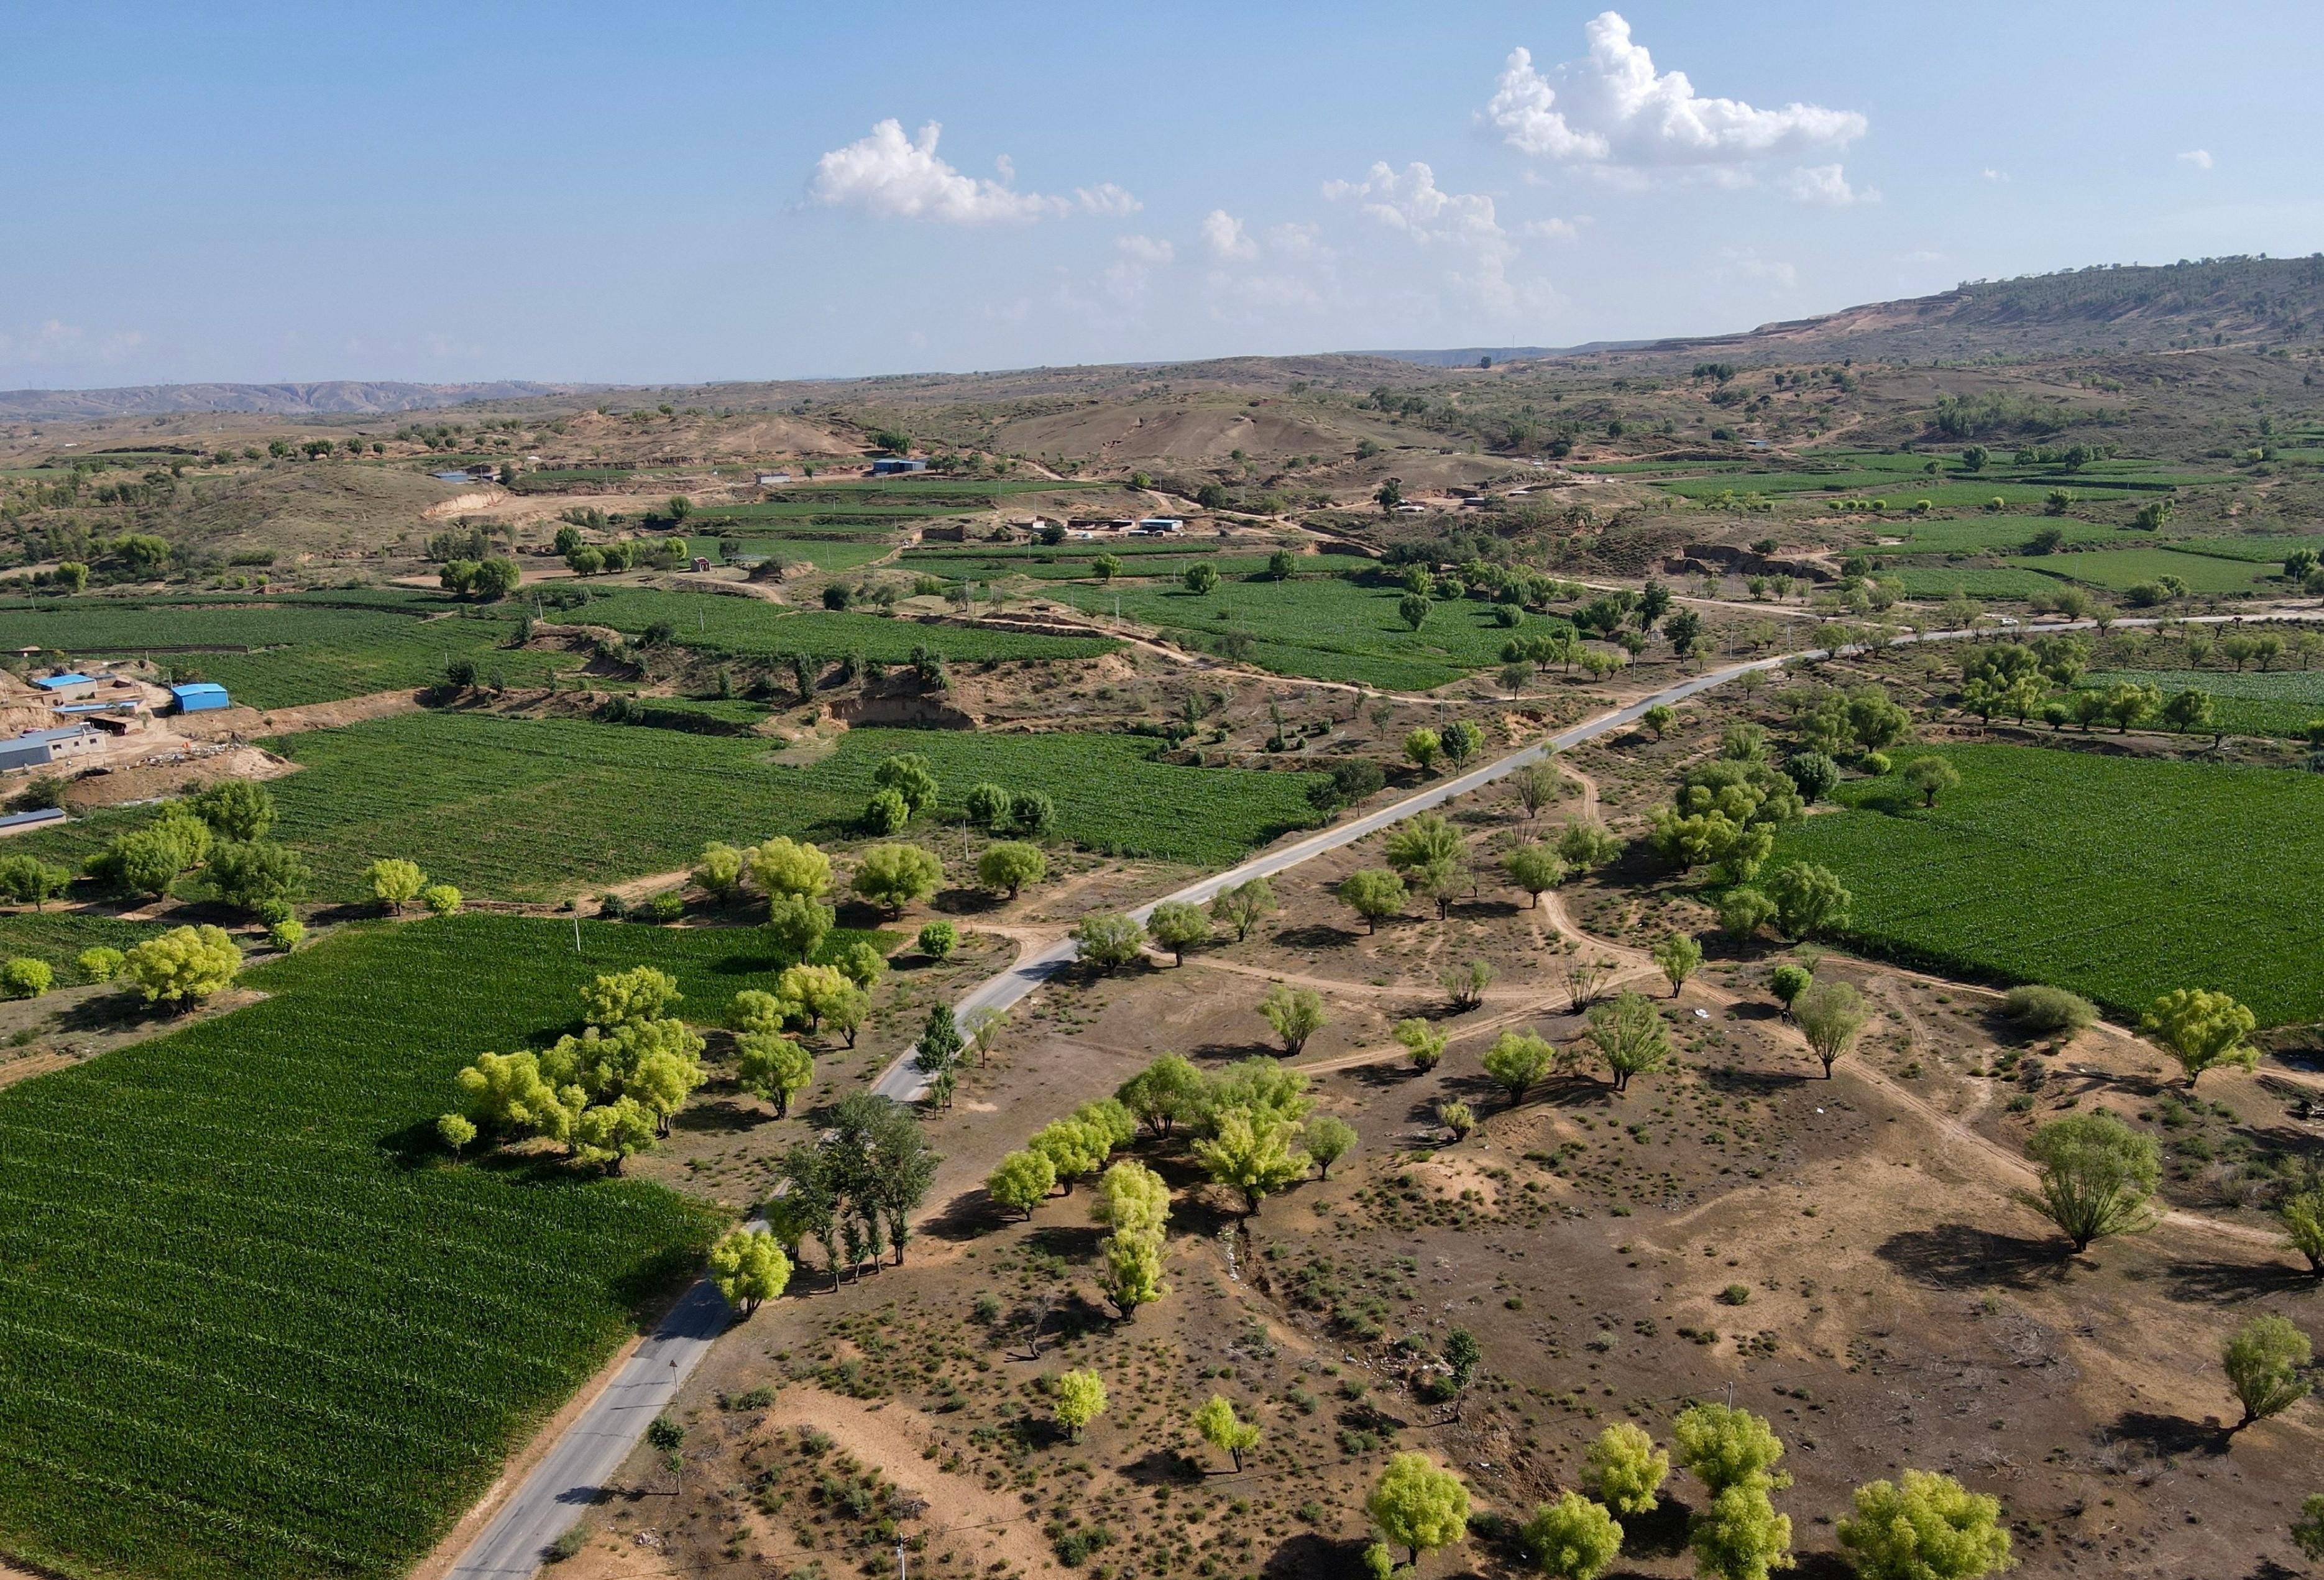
[[430, 470, 471, 483], [168, 682, 232, 714], [691, 556, 712, 572], [870, 457, 928, 476], [32, 673, 98, 702], [755, 471, 792, 487], [0, 807, 67, 838]]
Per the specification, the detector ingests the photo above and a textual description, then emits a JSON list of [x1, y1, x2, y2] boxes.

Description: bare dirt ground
[[541, 711, 2324, 1580]]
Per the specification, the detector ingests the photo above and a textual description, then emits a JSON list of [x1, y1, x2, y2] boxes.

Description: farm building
[[755, 470, 792, 486], [0, 725, 102, 774], [0, 807, 67, 838], [870, 457, 928, 475], [1132, 517, 1184, 535], [429, 469, 471, 483], [31, 673, 100, 704], [168, 682, 232, 714]]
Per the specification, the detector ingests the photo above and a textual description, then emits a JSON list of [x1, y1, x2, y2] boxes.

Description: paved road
[[452, 603, 2324, 1576]]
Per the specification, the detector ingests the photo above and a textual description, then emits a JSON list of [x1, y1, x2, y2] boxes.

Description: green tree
[[419, 883, 461, 917], [1146, 900, 1210, 965], [917, 919, 957, 960], [1783, 751, 1840, 803], [0, 855, 70, 909], [765, 893, 835, 962], [1765, 863, 1850, 940], [1210, 876, 1277, 940], [2293, 1496, 2324, 1564], [1769, 962, 1812, 1019], [1053, 1369, 1108, 1441], [1653, 933, 1702, 996], [1522, 1492, 1623, 1580], [871, 752, 941, 815], [572, 1093, 659, 1174], [1793, 980, 1867, 1078], [1367, 1453, 1469, 1568], [1483, 1029, 1557, 1104], [1502, 843, 1565, 907], [735, 1032, 813, 1117], [2141, 988, 2257, 1086], [1584, 991, 1670, 1093], [1339, 868, 1408, 933], [1399, 591, 1433, 630], [1, 958, 51, 999], [852, 843, 942, 915], [1305, 1114, 1357, 1178], [694, 840, 745, 898], [2225, 1313, 2312, 1430], [1719, 886, 1778, 942], [963, 781, 1013, 829], [977, 840, 1049, 898], [1837, 1470, 2013, 1580], [581, 966, 680, 1026], [75, 946, 124, 983], [2279, 1188, 2324, 1274], [1194, 1394, 1262, 1471], [1192, 1108, 1311, 1215], [1902, 756, 1961, 807], [1261, 982, 1325, 1054], [1582, 1422, 1670, 1516], [119, 924, 242, 1007], [436, 1112, 476, 1157], [188, 778, 276, 841], [1440, 719, 1485, 767], [750, 835, 832, 899], [1118, 1053, 1205, 1137], [987, 1149, 1057, 1218], [365, 857, 426, 913], [2160, 689, 2213, 738], [208, 840, 310, 916], [708, 1228, 791, 1316], [862, 788, 909, 834], [1405, 728, 1443, 772], [1396, 1016, 1448, 1070], [1643, 703, 1676, 740], [1690, 1482, 1793, 1580], [1557, 820, 1622, 870], [1183, 562, 1220, 594], [1673, 1403, 1791, 1495], [1100, 1228, 1168, 1317], [2022, 1111, 2159, 1252], [1073, 912, 1148, 973]]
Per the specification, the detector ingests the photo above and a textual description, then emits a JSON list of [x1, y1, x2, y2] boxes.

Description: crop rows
[[0, 602, 567, 709], [572, 589, 1119, 664], [899, 548, 1376, 582], [2083, 666, 2324, 740], [1772, 743, 2324, 1025], [2001, 546, 2267, 594], [1865, 514, 2128, 556], [0, 917, 731, 1580]]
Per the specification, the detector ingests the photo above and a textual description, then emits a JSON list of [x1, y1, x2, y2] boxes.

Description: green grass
[[1863, 515, 2128, 556], [1051, 574, 1550, 690], [2170, 534, 2324, 566], [572, 589, 1119, 664], [899, 548, 1376, 583], [684, 536, 896, 572], [1658, 473, 2129, 507], [0, 915, 730, 1580], [14, 715, 1328, 899], [0, 603, 571, 709], [1771, 743, 2324, 1025], [2081, 666, 2324, 739], [2001, 547, 2269, 594]]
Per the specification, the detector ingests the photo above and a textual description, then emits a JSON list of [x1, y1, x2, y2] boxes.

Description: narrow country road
[[448, 602, 2320, 1577]]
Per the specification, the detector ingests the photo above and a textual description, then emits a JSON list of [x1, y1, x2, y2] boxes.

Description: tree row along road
[[447, 605, 2317, 1578]]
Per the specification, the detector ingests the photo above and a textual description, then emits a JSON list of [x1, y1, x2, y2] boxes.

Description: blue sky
[[5, 1, 2319, 388]]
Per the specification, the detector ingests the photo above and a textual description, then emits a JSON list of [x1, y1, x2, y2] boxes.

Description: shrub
[[917, 920, 958, 960], [1, 957, 52, 999], [421, 883, 463, 917], [2003, 984, 2096, 1035]]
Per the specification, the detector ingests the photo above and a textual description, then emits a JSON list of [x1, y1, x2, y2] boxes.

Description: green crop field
[[1771, 743, 2324, 1025], [2002, 547, 2269, 594], [899, 548, 1376, 583], [2080, 666, 2324, 739], [0, 912, 167, 982], [572, 589, 1119, 664], [1863, 515, 2128, 556], [2170, 533, 2324, 566], [684, 536, 896, 572], [0, 602, 572, 709], [0, 916, 730, 1580], [9, 714, 1328, 898], [1051, 573, 1556, 690], [1658, 474, 2129, 508], [1882, 566, 2067, 600]]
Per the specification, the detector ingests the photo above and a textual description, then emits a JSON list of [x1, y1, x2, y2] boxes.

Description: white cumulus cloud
[[809, 119, 1134, 223], [2177, 148, 2215, 170], [1116, 234, 1175, 265], [1487, 12, 1865, 177], [1780, 163, 1878, 207], [1201, 209, 1259, 260]]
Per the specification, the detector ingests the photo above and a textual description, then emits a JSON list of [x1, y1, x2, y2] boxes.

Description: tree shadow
[[670, 1096, 765, 1136], [1272, 922, 1362, 950], [1261, 1532, 1366, 1580], [1121, 1447, 1205, 1487], [2101, 1407, 2228, 1458], [931, 884, 1003, 917], [1029, 1224, 1105, 1261], [2164, 1256, 2317, 1304], [1702, 1065, 1812, 1097], [1616, 1494, 1693, 1559], [1875, 1223, 2074, 1292], [921, 1187, 1010, 1244]]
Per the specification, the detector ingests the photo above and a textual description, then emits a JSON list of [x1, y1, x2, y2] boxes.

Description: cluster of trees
[[113, 924, 244, 1009], [444, 967, 708, 1173], [558, 529, 691, 577], [362, 857, 459, 920], [438, 556, 520, 601], [1067, 877, 1279, 973], [991, 1052, 1353, 1233], [696, 828, 950, 953], [767, 1093, 936, 1287]]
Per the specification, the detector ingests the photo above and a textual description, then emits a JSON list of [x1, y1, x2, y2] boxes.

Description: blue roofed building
[[168, 682, 232, 714]]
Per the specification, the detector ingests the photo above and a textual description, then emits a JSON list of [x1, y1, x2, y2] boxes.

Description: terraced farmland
[[1771, 743, 2324, 1024], [0, 916, 730, 1580], [2002, 546, 2269, 594], [2082, 666, 2324, 739], [1865, 514, 2128, 556]]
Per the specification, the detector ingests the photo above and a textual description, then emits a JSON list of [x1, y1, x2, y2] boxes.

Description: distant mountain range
[[0, 380, 593, 421], [1351, 343, 1653, 367]]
